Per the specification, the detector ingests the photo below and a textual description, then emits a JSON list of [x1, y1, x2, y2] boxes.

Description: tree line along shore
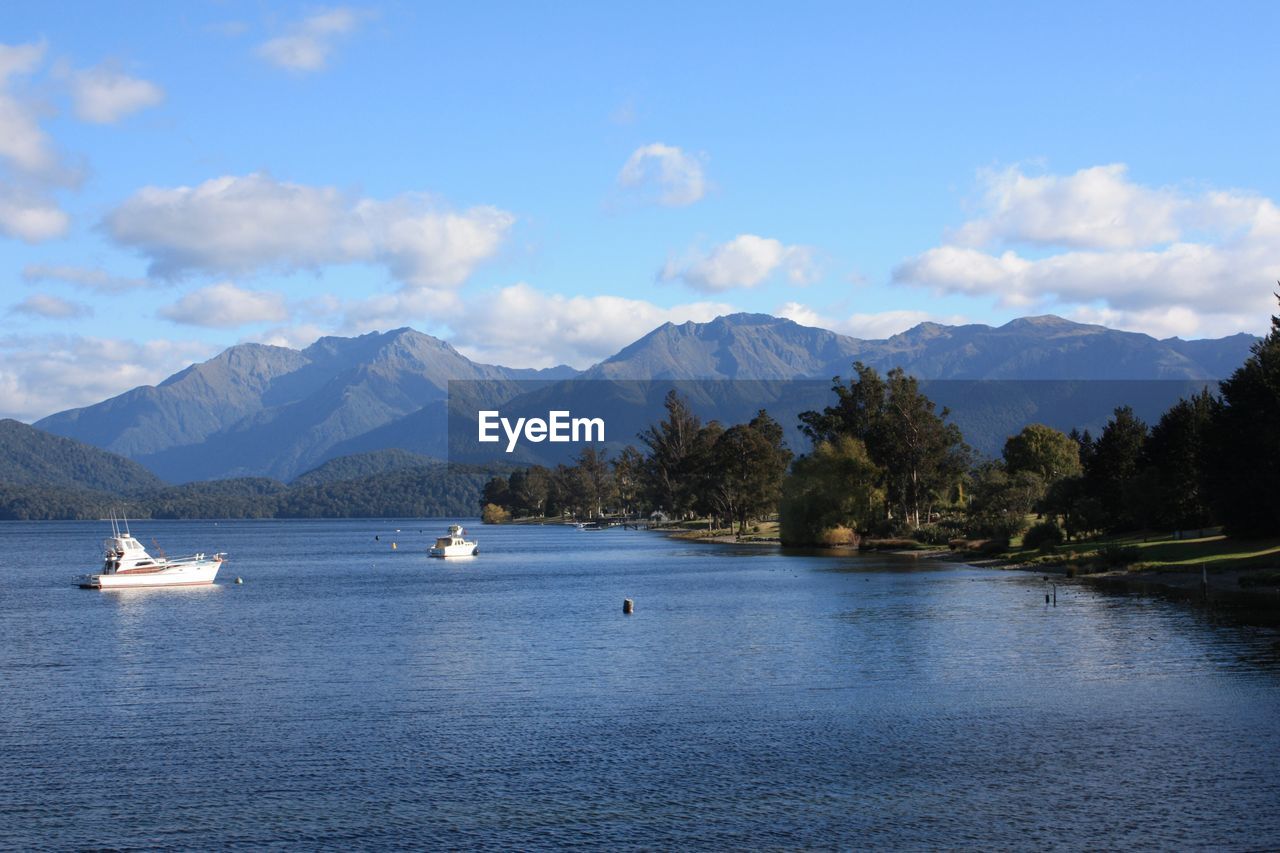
[[479, 298, 1280, 597]]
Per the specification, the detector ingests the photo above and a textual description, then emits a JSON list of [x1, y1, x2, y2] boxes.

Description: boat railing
[[163, 551, 227, 563]]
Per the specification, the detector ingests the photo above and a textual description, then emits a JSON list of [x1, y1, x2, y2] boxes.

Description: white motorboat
[[428, 524, 478, 557], [79, 518, 225, 589]]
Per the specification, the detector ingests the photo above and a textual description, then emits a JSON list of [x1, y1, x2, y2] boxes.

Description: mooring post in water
[[1052, 583, 1057, 607], [623, 598, 634, 614]]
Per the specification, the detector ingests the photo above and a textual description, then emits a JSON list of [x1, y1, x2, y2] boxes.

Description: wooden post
[[623, 598, 634, 614]]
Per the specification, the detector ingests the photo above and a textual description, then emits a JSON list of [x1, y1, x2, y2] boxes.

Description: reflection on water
[[1, 519, 1278, 849]]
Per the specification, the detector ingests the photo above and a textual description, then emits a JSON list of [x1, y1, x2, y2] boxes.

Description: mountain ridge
[[32, 312, 1258, 482]]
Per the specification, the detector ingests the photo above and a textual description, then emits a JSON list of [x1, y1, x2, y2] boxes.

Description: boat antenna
[[123, 513, 131, 536]]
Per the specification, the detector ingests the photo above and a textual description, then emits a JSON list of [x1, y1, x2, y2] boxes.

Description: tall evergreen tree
[[1203, 294, 1280, 536], [574, 446, 615, 519], [638, 390, 703, 517], [612, 447, 645, 518], [1084, 406, 1148, 529], [799, 363, 887, 447], [879, 369, 969, 526], [1142, 389, 1215, 533]]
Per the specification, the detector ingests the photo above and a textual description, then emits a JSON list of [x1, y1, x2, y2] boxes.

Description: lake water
[[2, 519, 1278, 850]]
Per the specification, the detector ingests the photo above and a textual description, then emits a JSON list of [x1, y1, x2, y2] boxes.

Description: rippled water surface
[[2, 519, 1279, 850]]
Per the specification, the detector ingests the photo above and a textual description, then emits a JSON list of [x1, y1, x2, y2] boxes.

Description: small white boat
[[428, 524, 478, 558], [79, 518, 225, 589]]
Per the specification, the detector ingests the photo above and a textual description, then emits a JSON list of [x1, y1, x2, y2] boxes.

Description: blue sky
[[2, 1, 1279, 420]]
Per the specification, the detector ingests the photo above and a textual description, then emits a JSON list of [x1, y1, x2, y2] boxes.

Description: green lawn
[[1006, 529, 1280, 573]]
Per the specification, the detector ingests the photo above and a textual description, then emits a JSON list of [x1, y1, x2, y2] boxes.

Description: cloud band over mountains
[[893, 164, 1280, 338]]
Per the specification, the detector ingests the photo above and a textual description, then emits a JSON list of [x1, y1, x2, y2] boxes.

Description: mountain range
[[28, 313, 1257, 483]]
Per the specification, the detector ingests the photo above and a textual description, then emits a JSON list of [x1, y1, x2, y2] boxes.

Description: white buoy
[[235, 577, 243, 584]]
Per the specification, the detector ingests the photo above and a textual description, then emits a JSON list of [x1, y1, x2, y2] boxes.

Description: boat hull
[[80, 559, 222, 589], [428, 543, 478, 558]]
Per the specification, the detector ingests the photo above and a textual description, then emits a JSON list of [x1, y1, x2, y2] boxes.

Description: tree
[[1071, 428, 1096, 473], [1003, 423, 1081, 484], [779, 436, 884, 546], [1203, 293, 1280, 537], [709, 410, 792, 534], [800, 363, 967, 528], [482, 503, 511, 524], [1040, 475, 1103, 541], [684, 421, 725, 521], [549, 463, 581, 518], [878, 369, 969, 526], [638, 390, 704, 517], [509, 461, 550, 514], [612, 447, 645, 518], [1083, 406, 1148, 529], [799, 363, 887, 447], [574, 446, 615, 519], [480, 476, 511, 512], [1142, 389, 1215, 533], [966, 462, 1042, 541]]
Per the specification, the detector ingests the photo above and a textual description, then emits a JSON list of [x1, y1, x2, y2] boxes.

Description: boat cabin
[[102, 535, 163, 574]]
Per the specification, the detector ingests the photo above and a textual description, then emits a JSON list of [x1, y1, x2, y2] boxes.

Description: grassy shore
[[983, 529, 1280, 608], [1002, 529, 1280, 572], [661, 519, 781, 544], [658, 516, 1280, 609]]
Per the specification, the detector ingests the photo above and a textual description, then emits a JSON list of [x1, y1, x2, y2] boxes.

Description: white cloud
[[9, 293, 91, 319], [953, 164, 1185, 250], [355, 197, 515, 288], [617, 143, 707, 207], [159, 282, 289, 328], [258, 7, 362, 72], [0, 188, 69, 242], [0, 334, 216, 422], [896, 239, 1279, 316], [104, 173, 514, 286], [775, 301, 827, 329], [0, 48, 56, 173], [69, 64, 164, 123], [661, 234, 817, 292], [894, 163, 1280, 337], [840, 310, 970, 339], [334, 287, 455, 334], [23, 264, 151, 292], [449, 282, 735, 368], [255, 323, 333, 350], [0, 40, 45, 82], [777, 302, 969, 339], [0, 40, 74, 243], [1066, 305, 1260, 341]]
